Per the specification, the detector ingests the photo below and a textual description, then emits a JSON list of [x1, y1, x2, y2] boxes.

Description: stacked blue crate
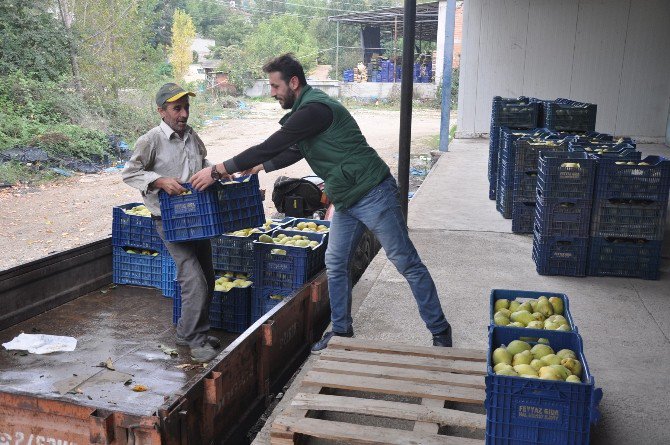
[[543, 98, 597, 132], [488, 97, 541, 201], [588, 156, 670, 280], [533, 152, 597, 276]]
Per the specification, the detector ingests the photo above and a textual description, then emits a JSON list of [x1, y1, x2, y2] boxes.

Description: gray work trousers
[[155, 220, 215, 347]]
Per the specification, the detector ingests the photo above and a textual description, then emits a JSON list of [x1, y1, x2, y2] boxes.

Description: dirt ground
[[0, 102, 446, 271]]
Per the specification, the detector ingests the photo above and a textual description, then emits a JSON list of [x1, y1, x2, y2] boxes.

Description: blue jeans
[[325, 175, 449, 335]]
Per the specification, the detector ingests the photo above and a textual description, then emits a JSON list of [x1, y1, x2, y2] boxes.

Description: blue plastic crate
[[253, 229, 327, 292], [112, 246, 163, 288], [535, 194, 592, 238], [112, 203, 164, 251], [486, 326, 602, 445], [489, 289, 575, 331], [587, 237, 662, 280], [513, 138, 570, 174], [161, 253, 177, 298], [593, 156, 670, 201], [171, 283, 227, 329], [532, 229, 588, 277], [543, 99, 597, 132], [491, 97, 541, 129], [570, 133, 635, 148], [568, 141, 638, 159], [215, 285, 252, 333], [513, 170, 539, 203], [251, 286, 293, 322], [159, 175, 265, 242], [511, 201, 536, 234], [496, 181, 514, 220], [211, 218, 294, 274], [536, 152, 597, 200], [590, 198, 668, 240]]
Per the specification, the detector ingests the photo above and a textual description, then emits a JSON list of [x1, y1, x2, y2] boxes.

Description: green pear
[[509, 322, 525, 328], [496, 368, 518, 377], [493, 363, 514, 373], [530, 344, 554, 360], [566, 375, 581, 383], [506, 340, 532, 356], [494, 299, 510, 312], [561, 358, 582, 377], [512, 350, 533, 366], [513, 364, 538, 377], [508, 300, 521, 312], [510, 310, 534, 326], [494, 312, 510, 326], [550, 364, 571, 380], [541, 354, 562, 366], [527, 321, 544, 330], [536, 297, 554, 317], [544, 320, 560, 330], [548, 314, 568, 326], [556, 349, 576, 360], [538, 366, 562, 380], [548, 296, 564, 315], [492, 347, 513, 366], [538, 338, 550, 345], [556, 324, 571, 331], [496, 308, 512, 318], [531, 312, 546, 322], [530, 359, 546, 372], [529, 299, 538, 313], [258, 234, 274, 243], [517, 302, 533, 313]]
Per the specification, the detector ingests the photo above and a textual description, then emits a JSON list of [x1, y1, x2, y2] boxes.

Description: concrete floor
[[252, 138, 670, 445]]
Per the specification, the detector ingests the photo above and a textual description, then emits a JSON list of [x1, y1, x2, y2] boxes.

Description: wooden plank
[[303, 371, 485, 405], [313, 359, 486, 389], [328, 337, 487, 362], [319, 349, 487, 375], [290, 393, 486, 431], [272, 416, 485, 445], [414, 398, 444, 434]]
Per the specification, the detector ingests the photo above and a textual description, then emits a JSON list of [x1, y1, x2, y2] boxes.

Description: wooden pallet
[[270, 337, 488, 445]]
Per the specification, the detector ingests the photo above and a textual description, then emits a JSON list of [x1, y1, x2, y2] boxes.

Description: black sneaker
[[432, 324, 452, 347], [311, 329, 354, 353], [176, 335, 221, 349]]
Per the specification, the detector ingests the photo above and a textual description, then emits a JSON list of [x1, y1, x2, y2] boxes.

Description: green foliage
[[0, 0, 70, 81], [210, 11, 253, 47], [150, 0, 187, 47], [170, 9, 197, 82], [185, 0, 227, 37]]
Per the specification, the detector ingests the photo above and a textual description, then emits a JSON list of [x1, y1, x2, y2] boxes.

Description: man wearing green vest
[[191, 54, 452, 351]]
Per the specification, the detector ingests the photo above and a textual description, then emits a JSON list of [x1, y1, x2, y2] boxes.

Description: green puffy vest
[[280, 85, 390, 210]]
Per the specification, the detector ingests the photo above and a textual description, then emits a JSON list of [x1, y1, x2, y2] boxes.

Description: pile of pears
[[257, 233, 320, 249], [291, 221, 329, 233], [493, 296, 571, 331], [226, 220, 279, 238], [123, 205, 152, 217], [492, 339, 582, 382], [124, 247, 159, 256], [214, 271, 252, 292]]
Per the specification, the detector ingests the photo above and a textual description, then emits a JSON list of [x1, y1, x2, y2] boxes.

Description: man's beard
[[281, 89, 296, 109]]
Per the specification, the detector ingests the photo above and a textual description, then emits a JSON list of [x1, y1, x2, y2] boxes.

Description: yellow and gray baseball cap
[[155, 83, 196, 107]]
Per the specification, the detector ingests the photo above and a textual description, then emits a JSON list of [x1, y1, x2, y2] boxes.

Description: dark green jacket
[[281, 85, 390, 210]]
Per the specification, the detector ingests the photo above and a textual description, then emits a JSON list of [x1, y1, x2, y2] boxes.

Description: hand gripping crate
[[489, 289, 576, 332], [593, 156, 670, 201], [536, 152, 597, 200], [171, 283, 229, 329], [587, 237, 663, 280], [251, 286, 293, 322], [112, 203, 164, 252], [543, 99, 597, 132], [511, 201, 536, 234], [590, 198, 668, 240], [159, 175, 265, 242], [252, 229, 327, 292], [535, 191, 592, 238], [211, 217, 294, 274], [532, 227, 588, 277], [112, 246, 163, 288], [214, 284, 252, 333], [486, 326, 602, 445]]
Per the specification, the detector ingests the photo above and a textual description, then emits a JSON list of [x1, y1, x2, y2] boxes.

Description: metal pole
[[439, 0, 457, 152], [393, 16, 398, 83], [336, 21, 340, 81], [398, 0, 416, 221]]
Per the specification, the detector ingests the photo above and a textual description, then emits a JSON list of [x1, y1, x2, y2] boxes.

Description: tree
[[210, 10, 253, 47], [170, 9, 196, 82], [0, 0, 70, 82], [184, 0, 226, 38], [150, 0, 187, 48]]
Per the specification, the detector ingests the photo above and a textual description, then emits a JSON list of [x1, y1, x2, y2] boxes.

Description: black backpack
[[272, 176, 324, 217]]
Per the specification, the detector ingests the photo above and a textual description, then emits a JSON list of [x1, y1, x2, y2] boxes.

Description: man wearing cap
[[122, 83, 226, 363]]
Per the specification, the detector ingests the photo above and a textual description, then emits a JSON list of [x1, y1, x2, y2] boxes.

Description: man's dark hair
[[263, 53, 307, 86]]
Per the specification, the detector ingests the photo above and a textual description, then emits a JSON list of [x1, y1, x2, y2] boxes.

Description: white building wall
[[457, 0, 670, 141]]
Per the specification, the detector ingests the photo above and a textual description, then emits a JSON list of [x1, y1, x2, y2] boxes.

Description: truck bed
[[0, 284, 237, 417]]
